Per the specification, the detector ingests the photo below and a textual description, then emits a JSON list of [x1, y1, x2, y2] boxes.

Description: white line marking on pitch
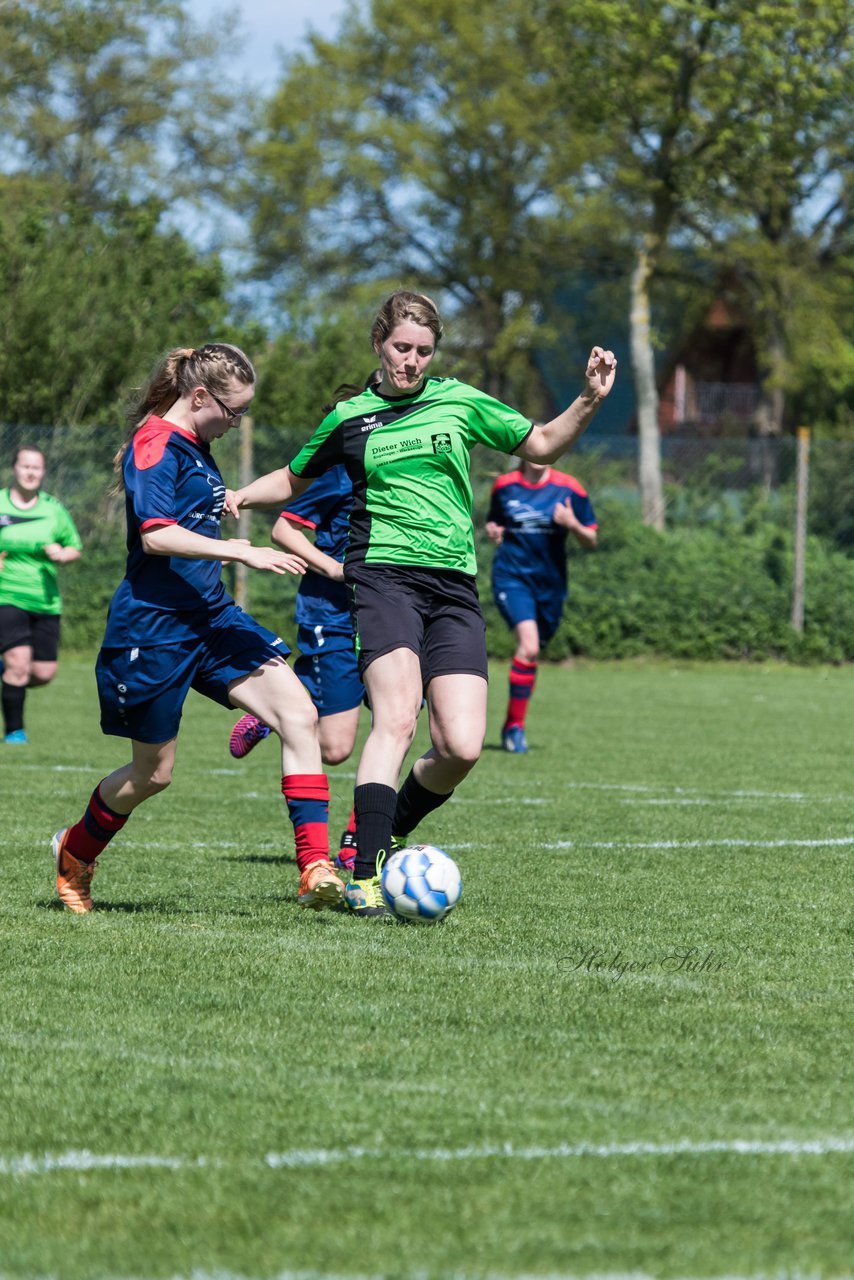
[[2, 1138, 852, 1176], [543, 837, 854, 851]]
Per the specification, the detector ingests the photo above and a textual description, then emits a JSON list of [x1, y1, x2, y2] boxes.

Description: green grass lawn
[[1, 655, 852, 1278]]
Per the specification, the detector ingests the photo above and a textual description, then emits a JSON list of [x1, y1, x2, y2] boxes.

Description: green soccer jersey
[[289, 377, 533, 576], [0, 489, 82, 614]]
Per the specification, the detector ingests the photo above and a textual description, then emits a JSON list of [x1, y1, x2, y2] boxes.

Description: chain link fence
[[2, 419, 849, 654]]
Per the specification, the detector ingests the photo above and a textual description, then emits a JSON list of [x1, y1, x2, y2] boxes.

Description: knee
[[321, 740, 354, 767], [515, 642, 539, 664], [385, 708, 420, 747], [2, 662, 29, 685], [28, 671, 56, 689], [434, 736, 482, 774], [267, 696, 319, 744]]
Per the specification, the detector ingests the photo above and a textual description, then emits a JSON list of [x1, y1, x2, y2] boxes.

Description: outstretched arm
[[272, 515, 345, 582], [517, 347, 617, 464], [223, 465, 313, 519], [140, 524, 306, 576]]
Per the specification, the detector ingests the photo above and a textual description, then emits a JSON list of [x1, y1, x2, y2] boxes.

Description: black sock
[[1, 682, 26, 734], [393, 768, 454, 839], [353, 782, 398, 879]]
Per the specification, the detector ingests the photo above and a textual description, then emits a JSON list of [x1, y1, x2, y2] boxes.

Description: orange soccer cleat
[[53, 829, 97, 914], [297, 859, 345, 911]]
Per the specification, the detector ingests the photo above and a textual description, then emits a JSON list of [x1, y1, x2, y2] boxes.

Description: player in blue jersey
[[51, 343, 345, 915], [228, 461, 366, 865], [229, 379, 381, 868], [486, 460, 597, 753]]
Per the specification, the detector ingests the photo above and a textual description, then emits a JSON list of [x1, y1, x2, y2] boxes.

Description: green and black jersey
[[0, 489, 82, 614], [289, 377, 533, 576]]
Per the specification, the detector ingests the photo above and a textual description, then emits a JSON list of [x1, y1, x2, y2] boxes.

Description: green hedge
[[58, 500, 854, 663]]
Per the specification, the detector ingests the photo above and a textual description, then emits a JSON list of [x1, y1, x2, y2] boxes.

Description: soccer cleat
[[502, 725, 528, 754], [334, 829, 358, 874], [4, 729, 28, 744], [297, 859, 345, 911], [344, 852, 389, 918], [53, 829, 97, 914], [229, 713, 271, 759]]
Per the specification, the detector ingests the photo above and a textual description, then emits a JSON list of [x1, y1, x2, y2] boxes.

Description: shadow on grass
[[38, 897, 259, 916], [221, 853, 296, 866]]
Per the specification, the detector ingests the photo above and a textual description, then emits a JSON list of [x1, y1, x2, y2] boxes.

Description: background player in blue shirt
[[486, 459, 598, 753], [51, 343, 345, 915], [229, 462, 366, 866]]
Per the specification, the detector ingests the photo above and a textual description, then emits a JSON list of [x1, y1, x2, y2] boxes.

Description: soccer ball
[[381, 844, 462, 924]]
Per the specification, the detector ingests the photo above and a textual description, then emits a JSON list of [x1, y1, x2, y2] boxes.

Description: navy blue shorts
[[293, 640, 364, 717], [493, 579, 566, 646], [346, 563, 488, 687], [0, 605, 61, 660], [96, 604, 290, 743]]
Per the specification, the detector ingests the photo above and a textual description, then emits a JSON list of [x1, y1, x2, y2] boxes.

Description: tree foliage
[[244, 0, 853, 510], [0, 0, 245, 211], [0, 0, 250, 430], [0, 190, 233, 426], [246, 0, 601, 401]]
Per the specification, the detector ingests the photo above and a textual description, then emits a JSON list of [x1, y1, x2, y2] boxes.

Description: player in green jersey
[[0, 446, 82, 744], [228, 290, 617, 916]]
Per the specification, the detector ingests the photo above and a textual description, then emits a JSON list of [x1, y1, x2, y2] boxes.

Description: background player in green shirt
[[0, 445, 82, 744], [228, 290, 617, 916]]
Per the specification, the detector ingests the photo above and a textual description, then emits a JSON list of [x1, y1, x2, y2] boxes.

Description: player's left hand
[[223, 489, 241, 519], [43, 542, 64, 562], [584, 347, 617, 399], [552, 499, 578, 530]]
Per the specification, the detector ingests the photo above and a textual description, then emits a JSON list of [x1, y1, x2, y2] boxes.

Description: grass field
[[1, 654, 852, 1279]]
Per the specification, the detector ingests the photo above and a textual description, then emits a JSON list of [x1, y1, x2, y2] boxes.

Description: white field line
[[543, 837, 854, 851], [459, 784, 828, 804], [0, 1273, 831, 1280], [16, 764, 836, 801], [2, 1137, 853, 1177]]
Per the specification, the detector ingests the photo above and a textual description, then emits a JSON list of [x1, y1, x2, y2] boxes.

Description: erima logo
[[361, 416, 380, 432], [432, 433, 452, 454]]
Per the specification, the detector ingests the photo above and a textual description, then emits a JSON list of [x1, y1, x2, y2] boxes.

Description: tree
[[0, 0, 245, 215], [704, 2, 853, 439], [0, 189, 234, 426], [245, 0, 598, 404], [0, 0, 251, 432], [546, 0, 853, 523]]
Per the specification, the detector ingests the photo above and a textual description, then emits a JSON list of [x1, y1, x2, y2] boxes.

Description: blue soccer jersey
[[488, 468, 597, 596], [102, 417, 232, 646], [281, 464, 353, 654]]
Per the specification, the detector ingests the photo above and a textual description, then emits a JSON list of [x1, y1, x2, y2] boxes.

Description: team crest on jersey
[[432, 433, 452, 454]]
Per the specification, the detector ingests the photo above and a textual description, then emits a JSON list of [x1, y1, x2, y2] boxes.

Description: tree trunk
[[752, 327, 787, 492], [630, 239, 665, 530]]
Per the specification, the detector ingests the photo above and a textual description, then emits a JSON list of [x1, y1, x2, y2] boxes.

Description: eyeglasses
[[207, 388, 251, 422]]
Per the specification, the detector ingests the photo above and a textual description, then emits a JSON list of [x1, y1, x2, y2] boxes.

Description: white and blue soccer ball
[[381, 844, 462, 924]]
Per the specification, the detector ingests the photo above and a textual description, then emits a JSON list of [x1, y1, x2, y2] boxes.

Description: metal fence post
[[791, 426, 810, 633], [234, 415, 253, 610]]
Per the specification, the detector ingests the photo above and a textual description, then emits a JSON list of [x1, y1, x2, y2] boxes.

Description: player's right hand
[[238, 544, 307, 576]]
